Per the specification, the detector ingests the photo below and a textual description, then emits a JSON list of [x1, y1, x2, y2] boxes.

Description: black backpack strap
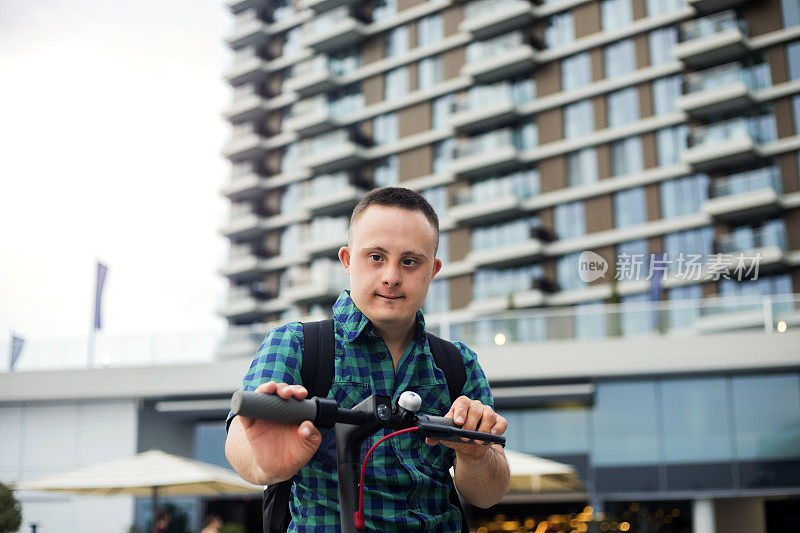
[[427, 332, 467, 404], [264, 319, 335, 533], [427, 332, 470, 533]]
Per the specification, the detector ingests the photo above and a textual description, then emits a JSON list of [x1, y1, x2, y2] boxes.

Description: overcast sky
[[0, 0, 234, 358]]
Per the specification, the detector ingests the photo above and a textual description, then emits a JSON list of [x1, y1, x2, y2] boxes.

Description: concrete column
[[692, 498, 716, 533]]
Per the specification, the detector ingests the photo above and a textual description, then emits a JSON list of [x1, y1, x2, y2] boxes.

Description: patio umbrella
[[16, 449, 263, 529], [503, 450, 583, 493]]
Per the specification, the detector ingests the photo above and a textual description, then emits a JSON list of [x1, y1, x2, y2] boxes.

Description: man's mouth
[[377, 294, 403, 300]]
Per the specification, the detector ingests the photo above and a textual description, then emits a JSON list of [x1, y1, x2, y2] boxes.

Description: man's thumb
[[299, 421, 322, 446]]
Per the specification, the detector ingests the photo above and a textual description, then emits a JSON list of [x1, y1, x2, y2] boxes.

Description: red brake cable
[[353, 427, 419, 530]]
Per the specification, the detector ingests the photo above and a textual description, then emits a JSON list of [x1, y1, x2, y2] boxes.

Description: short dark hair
[[349, 187, 440, 254]]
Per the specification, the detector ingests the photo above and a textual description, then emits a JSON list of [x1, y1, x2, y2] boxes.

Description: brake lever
[[416, 420, 505, 447]]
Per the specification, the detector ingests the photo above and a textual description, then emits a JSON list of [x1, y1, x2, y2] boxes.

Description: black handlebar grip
[[231, 391, 318, 424], [419, 414, 456, 427]]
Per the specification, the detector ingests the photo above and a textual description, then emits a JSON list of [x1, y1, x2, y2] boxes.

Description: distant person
[[200, 514, 222, 533], [153, 510, 170, 533]]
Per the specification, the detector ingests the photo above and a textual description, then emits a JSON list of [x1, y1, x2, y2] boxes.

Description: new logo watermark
[[577, 251, 608, 282], [576, 252, 763, 282]]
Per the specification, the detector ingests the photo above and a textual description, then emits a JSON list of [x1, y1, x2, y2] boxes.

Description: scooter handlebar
[[231, 391, 318, 425]]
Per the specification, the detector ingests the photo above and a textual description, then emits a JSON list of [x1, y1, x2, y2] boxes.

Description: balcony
[[674, 11, 751, 69], [225, 48, 270, 85], [220, 205, 268, 240], [702, 166, 783, 223], [450, 195, 523, 225], [226, 10, 270, 49], [450, 129, 522, 178], [219, 254, 264, 280], [300, 0, 357, 13], [687, 0, 751, 15], [216, 325, 266, 360], [222, 125, 266, 162], [676, 63, 759, 119], [281, 260, 348, 304], [225, 86, 268, 123], [302, 7, 367, 52], [682, 117, 765, 172], [219, 293, 261, 320], [450, 93, 523, 134], [463, 42, 538, 83], [468, 237, 545, 267], [460, 0, 535, 40], [716, 222, 788, 273], [220, 171, 269, 201], [297, 174, 366, 215], [284, 55, 343, 97], [301, 216, 349, 256], [299, 128, 370, 174], [226, 0, 268, 14], [283, 96, 342, 137]]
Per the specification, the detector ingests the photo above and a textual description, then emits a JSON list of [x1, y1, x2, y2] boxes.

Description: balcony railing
[[717, 222, 787, 254], [685, 62, 763, 93], [4, 294, 798, 371], [679, 10, 746, 42], [711, 166, 781, 197], [690, 116, 766, 147]]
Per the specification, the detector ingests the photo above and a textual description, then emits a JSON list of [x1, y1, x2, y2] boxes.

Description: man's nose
[[382, 264, 401, 287]]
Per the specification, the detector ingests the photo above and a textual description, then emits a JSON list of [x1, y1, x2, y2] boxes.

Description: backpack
[[262, 319, 470, 533]]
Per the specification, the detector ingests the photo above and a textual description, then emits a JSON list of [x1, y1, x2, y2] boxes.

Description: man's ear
[[431, 257, 442, 279], [338, 246, 351, 274]]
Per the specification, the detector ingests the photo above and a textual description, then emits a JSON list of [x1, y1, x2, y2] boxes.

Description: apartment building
[[215, 0, 800, 529]]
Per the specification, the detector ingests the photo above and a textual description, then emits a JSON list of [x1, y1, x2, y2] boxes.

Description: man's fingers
[[477, 406, 497, 435], [452, 396, 471, 425], [463, 400, 484, 431], [253, 381, 307, 399], [491, 414, 508, 435]]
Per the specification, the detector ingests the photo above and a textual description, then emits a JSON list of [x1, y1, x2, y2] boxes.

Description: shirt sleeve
[[452, 341, 494, 410], [225, 321, 304, 431]]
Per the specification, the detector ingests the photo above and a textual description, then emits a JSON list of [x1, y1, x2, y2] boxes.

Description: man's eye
[[403, 258, 418, 266], [369, 254, 382, 261]]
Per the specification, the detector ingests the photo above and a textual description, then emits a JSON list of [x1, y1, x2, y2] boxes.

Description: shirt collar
[[332, 290, 428, 346]]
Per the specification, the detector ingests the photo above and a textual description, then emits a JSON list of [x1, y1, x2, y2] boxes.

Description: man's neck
[[372, 319, 416, 370]]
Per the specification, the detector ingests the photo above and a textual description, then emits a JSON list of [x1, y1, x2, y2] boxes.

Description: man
[[225, 187, 509, 531]]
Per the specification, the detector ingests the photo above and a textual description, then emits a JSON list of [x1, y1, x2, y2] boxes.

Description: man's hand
[[226, 381, 322, 485], [424, 395, 507, 458]]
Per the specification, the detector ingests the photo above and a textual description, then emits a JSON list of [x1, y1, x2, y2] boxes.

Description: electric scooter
[[230, 390, 506, 532]]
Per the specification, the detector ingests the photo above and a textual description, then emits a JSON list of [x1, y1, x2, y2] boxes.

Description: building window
[[604, 39, 636, 78], [653, 75, 682, 115], [609, 136, 644, 176], [667, 284, 702, 329], [329, 46, 361, 76], [621, 293, 653, 335], [433, 138, 456, 174], [660, 173, 709, 218], [656, 124, 688, 165], [782, 0, 800, 27], [422, 185, 448, 218], [281, 143, 300, 174], [545, 11, 575, 48], [664, 227, 714, 272], [283, 27, 303, 57], [617, 238, 648, 259], [514, 122, 538, 151], [417, 14, 443, 47], [647, 0, 687, 16], [329, 84, 364, 118], [385, 25, 409, 57], [602, 0, 633, 31], [562, 53, 592, 92], [607, 87, 640, 128], [424, 279, 450, 314], [385, 66, 409, 101], [593, 381, 660, 465], [563, 99, 595, 139], [374, 156, 399, 187], [372, 112, 398, 145], [575, 301, 607, 339], [566, 148, 598, 186], [788, 41, 800, 79], [473, 263, 543, 301], [649, 27, 678, 66], [472, 217, 542, 250], [373, 0, 397, 22], [557, 252, 585, 291], [554, 201, 586, 239], [614, 187, 647, 228], [432, 94, 454, 130], [418, 56, 443, 90]]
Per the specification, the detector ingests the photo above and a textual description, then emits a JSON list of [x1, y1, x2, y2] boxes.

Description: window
[[621, 293, 653, 335], [432, 94, 454, 130], [563, 100, 595, 139], [545, 11, 575, 48], [660, 173, 709, 218], [329, 84, 364, 118], [417, 14, 443, 47], [649, 27, 678, 65], [557, 252, 586, 291], [667, 284, 702, 329], [374, 156, 399, 186], [372, 113, 398, 145], [472, 217, 541, 251], [614, 187, 647, 227], [794, 95, 800, 134], [329, 46, 361, 76], [418, 56, 443, 90], [373, 0, 397, 22], [385, 66, 409, 101], [283, 27, 303, 57], [437, 231, 449, 262], [514, 122, 538, 150], [566, 148, 598, 186], [647, 0, 687, 16], [425, 279, 450, 314], [422, 186, 448, 218], [385, 25, 409, 57], [782, 0, 800, 27], [575, 301, 607, 339], [656, 125, 688, 166], [554, 201, 586, 239], [618, 238, 648, 259], [606, 87, 640, 128], [604, 39, 636, 78], [653, 75, 682, 115], [433, 138, 456, 174], [664, 227, 714, 272], [602, 0, 633, 31], [562, 53, 592, 92], [593, 381, 660, 465], [609, 136, 644, 176], [473, 263, 543, 300], [281, 143, 300, 174]]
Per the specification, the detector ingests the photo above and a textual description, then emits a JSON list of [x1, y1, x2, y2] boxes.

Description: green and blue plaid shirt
[[228, 290, 493, 532]]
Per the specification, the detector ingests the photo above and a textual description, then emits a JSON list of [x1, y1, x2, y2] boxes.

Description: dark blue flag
[[94, 262, 108, 330], [10, 335, 24, 370]]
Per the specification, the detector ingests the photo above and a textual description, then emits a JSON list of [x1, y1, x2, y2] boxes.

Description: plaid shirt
[[228, 290, 493, 532]]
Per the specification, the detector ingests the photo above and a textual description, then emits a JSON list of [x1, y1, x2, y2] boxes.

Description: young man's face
[[338, 205, 442, 332]]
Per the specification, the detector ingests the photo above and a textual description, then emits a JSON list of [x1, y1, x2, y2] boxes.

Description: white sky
[[0, 1, 235, 349]]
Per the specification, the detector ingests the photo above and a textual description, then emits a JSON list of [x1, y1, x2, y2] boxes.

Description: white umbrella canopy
[[503, 450, 583, 493], [15, 449, 263, 497]]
